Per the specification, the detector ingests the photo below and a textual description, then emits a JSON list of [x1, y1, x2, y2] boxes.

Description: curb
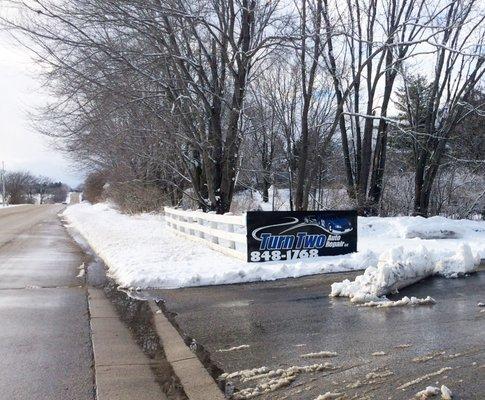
[[149, 302, 226, 400]]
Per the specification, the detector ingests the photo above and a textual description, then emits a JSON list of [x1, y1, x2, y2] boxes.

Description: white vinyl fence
[[164, 207, 247, 261]]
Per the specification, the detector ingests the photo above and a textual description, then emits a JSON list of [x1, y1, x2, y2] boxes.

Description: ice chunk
[[441, 385, 453, 399], [415, 386, 440, 398], [314, 392, 343, 400]]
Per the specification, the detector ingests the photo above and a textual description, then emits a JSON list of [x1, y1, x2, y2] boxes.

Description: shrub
[[83, 171, 108, 203]]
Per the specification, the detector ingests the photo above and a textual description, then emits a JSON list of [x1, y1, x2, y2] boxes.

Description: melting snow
[[217, 345, 250, 353], [222, 363, 335, 399], [330, 245, 478, 304], [412, 351, 446, 363], [360, 296, 436, 308], [415, 386, 440, 398], [301, 351, 338, 359], [441, 385, 453, 399], [63, 203, 484, 289], [314, 392, 344, 400], [397, 367, 452, 390]]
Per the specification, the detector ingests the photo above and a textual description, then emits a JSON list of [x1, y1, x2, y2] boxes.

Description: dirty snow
[[63, 202, 484, 289], [300, 351, 338, 359], [314, 393, 344, 400], [395, 344, 412, 349], [412, 352, 445, 363], [397, 367, 452, 390], [217, 345, 251, 353], [220, 364, 335, 400], [330, 245, 478, 303], [360, 296, 436, 308], [440, 385, 453, 399], [347, 369, 394, 389], [415, 386, 440, 398]]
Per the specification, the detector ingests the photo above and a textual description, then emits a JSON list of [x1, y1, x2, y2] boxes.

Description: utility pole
[[1, 161, 6, 207]]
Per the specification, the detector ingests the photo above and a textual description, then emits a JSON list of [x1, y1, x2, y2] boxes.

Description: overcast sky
[[0, 31, 84, 187]]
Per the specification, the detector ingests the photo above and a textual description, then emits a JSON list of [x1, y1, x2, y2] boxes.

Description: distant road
[[0, 205, 94, 399], [0, 205, 64, 248]]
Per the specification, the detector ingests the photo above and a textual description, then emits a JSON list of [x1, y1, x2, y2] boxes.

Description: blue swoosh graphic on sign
[[252, 217, 299, 241]]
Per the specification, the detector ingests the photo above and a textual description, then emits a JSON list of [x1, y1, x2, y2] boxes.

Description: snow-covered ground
[[63, 202, 485, 289]]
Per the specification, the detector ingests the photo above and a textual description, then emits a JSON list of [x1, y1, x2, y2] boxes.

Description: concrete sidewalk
[[88, 288, 168, 400]]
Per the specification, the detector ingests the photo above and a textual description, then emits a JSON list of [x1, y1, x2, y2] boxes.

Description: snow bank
[[64, 202, 484, 289], [63, 203, 377, 288], [330, 245, 478, 303]]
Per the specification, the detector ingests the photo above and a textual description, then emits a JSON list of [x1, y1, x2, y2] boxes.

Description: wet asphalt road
[[149, 270, 485, 399], [0, 205, 94, 400]]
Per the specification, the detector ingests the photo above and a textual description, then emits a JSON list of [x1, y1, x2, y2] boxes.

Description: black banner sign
[[246, 210, 357, 262]]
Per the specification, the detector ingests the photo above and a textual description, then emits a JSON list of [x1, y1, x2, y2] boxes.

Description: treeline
[[1, 171, 71, 205], [3, 0, 484, 216]]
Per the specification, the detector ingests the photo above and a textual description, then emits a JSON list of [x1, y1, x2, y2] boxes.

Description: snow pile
[[360, 296, 436, 308], [330, 245, 478, 303], [63, 203, 379, 288], [414, 385, 453, 399], [63, 202, 484, 289], [415, 386, 440, 399], [434, 244, 477, 277], [359, 216, 485, 257]]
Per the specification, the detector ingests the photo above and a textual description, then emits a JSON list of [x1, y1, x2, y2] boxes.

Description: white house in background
[[67, 192, 82, 204]]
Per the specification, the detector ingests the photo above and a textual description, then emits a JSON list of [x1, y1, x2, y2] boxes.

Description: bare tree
[[3, 0, 290, 213], [4, 171, 36, 204], [410, 0, 485, 216], [293, 0, 324, 210], [321, 0, 438, 214]]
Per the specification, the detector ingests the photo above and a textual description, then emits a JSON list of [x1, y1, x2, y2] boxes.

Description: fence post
[[166, 209, 171, 228], [208, 211, 219, 244], [178, 213, 184, 233], [186, 213, 192, 236], [224, 212, 236, 250], [199, 217, 205, 239]]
